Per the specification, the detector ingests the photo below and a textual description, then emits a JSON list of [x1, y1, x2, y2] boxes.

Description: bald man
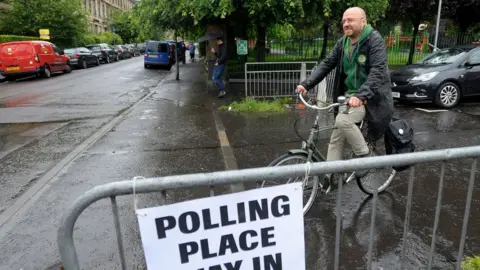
[[297, 7, 393, 192]]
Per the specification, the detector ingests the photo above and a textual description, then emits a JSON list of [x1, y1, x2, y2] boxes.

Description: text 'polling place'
[[137, 182, 305, 270]]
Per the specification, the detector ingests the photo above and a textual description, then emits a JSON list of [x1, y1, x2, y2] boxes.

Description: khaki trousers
[[326, 105, 369, 161]]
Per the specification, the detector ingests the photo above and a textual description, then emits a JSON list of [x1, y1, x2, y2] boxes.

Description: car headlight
[[409, 71, 439, 82]]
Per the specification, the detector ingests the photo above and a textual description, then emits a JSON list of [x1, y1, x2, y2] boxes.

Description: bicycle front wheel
[[261, 152, 322, 215]]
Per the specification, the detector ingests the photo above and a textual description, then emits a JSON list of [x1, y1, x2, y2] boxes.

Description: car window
[[52, 45, 61, 54], [0, 43, 34, 57], [64, 49, 77, 54], [159, 43, 168, 53], [147, 42, 160, 52], [419, 48, 468, 64], [87, 45, 101, 51], [469, 50, 480, 64]]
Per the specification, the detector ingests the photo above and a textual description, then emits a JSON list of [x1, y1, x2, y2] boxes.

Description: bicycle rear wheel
[[261, 152, 323, 215], [355, 139, 397, 195]]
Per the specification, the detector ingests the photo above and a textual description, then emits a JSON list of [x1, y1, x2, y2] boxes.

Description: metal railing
[[57, 145, 480, 270], [244, 62, 336, 104]]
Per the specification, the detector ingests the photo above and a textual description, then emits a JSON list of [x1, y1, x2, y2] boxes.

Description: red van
[[0, 40, 72, 80]]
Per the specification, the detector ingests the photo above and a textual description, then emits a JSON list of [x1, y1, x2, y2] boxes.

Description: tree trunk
[[256, 24, 266, 62], [320, 20, 329, 61], [407, 21, 420, 65], [226, 20, 236, 61]]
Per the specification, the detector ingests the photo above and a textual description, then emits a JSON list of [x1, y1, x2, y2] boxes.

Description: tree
[[109, 11, 140, 43], [0, 0, 88, 47], [387, 0, 437, 64], [297, 0, 389, 61], [443, 0, 480, 43], [133, 0, 304, 62], [443, 0, 480, 32]]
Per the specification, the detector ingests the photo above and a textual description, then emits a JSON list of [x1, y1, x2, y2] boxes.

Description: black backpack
[[384, 117, 415, 172]]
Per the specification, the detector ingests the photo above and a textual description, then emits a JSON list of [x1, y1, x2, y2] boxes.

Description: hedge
[[0, 35, 40, 43]]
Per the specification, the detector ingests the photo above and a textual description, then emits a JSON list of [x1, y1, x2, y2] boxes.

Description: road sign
[[137, 182, 305, 270], [237, 40, 248, 55], [39, 29, 50, 40]]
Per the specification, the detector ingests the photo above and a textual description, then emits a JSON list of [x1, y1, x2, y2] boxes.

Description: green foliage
[[268, 24, 295, 40], [0, 35, 39, 43], [219, 97, 292, 112], [0, 0, 89, 48], [95, 32, 124, 45], [109, 11, 140, 43], [462, 256, 480, 270], [80, 34, 97, 46]]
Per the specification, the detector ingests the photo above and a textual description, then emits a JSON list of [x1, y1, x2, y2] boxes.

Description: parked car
[[64, 47, 100, 69], [391, 44, 480, 108], [85, 43, 118, 63], [0, 40, 72, 80], [166, 40, 186, 64], [113, 45, 132, 60], [125, 44, 140, 57], [144, 40, 172, 69], [136, 43, 146, 53]]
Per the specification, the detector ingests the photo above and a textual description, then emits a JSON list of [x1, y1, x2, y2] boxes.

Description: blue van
[[144, 40, 172, 69]]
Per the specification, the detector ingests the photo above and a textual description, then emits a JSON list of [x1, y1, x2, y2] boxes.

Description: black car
[[136, 43, 146, 53], [86, 43, 119, 63], [166, 40, 186, 64], [113, 45, 132, 60], [64, 47, 100, 69], [390, 44, 480, 108]]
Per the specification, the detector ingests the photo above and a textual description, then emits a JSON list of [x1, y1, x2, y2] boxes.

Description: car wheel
[[435, 82, 461, 108], [95, 57, 100, 66], [82, 59, 88, 69], [43, 65, 51, 78], [64, 64, 72, 74], [144, 64, 149, 69]]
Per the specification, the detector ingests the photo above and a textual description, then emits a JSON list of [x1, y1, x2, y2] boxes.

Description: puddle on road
[[0, 92, 48, 108], [0, 122, 64, 155]]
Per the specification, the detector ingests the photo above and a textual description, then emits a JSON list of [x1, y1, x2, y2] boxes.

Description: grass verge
[[463, 256, 480, 270], [219, 97, 292, 112]]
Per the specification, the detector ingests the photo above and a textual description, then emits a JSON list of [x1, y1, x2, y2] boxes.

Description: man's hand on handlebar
[[296, 85, 308, 96], [348, 96, 363, 108]]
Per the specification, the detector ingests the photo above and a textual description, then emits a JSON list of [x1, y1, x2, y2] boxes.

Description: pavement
[[0, 56, 479, 269]]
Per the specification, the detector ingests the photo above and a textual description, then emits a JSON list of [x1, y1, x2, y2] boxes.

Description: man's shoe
[[319, 174, 331, 193], [354, 151, 373, 178], [218, 90, 226, 98]]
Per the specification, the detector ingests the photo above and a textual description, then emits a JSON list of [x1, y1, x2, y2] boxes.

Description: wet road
[[0, 59, 479, 269], [0, 57, 173, 269]]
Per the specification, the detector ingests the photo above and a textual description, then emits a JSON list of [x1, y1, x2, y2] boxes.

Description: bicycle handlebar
[[297, 93, 348, 111]]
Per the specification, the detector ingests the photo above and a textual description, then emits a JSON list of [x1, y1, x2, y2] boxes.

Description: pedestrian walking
[[211, 37, 228, 98]]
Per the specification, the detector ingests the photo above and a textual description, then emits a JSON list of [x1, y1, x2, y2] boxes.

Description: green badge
[[358, 54, 367, 64]]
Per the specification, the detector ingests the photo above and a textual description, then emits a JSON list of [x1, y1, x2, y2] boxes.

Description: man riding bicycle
[[296, 7, 394, 192]]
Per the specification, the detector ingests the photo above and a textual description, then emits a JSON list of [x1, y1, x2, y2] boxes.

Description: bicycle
[[261, 93, 397, 215]]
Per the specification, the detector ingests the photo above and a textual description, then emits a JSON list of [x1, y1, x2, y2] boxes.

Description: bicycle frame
[[300, 111, 336, 161], [299, 108, 371, 184]]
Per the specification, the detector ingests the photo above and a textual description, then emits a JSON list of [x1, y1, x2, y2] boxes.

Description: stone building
[[82, 0, 136, 34]]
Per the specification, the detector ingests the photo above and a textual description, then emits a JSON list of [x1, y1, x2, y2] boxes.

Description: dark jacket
[[215, 43, 228, 65], [300, 30, 394, 141]]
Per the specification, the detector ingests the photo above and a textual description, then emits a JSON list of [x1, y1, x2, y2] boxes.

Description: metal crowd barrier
[[57, 145, 480, 270], [244, 62, 336, 103]]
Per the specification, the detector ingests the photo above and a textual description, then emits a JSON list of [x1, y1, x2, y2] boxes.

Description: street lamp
[[433, 0, 442, 51]]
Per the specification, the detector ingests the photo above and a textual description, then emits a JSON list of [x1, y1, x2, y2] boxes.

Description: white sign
[[137, 182, 305, 270]]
